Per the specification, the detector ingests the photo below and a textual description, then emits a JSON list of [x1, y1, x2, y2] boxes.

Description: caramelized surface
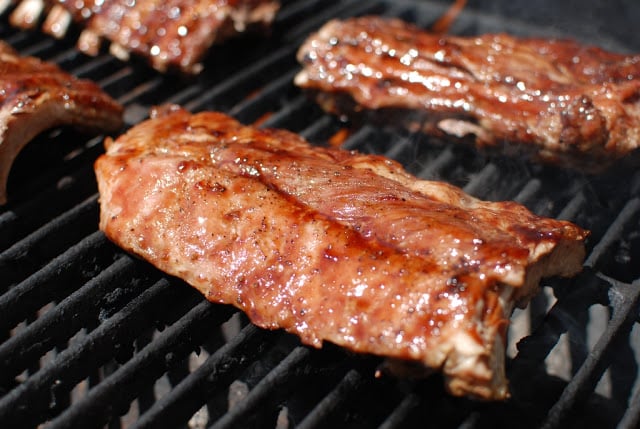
[[0, 41, 123, 204], [95, 107, 588, 399], [15, 0, 280, 73], [295, 16, 640, 170]]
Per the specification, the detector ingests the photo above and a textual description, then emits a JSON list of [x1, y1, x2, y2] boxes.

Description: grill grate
[[1, 0, 640, 428]]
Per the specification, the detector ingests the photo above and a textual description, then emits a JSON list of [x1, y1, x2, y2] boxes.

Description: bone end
[[109, 42, 130, 61], [42, 5, 72, 39], [77, 29, 102, 56], [9, 0, 44, 28]]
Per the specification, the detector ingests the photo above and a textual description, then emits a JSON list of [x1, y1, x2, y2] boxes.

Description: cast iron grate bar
[[211, 346, 311, 429], [513, 178, 543, 205], [540, 278, 640, 428], [618, 377, 640, 429], [48, 45, 90, 69], [500, 185, 640, 426], [0, 256, 140, 386], [278, 0, 384, 45], [556, 191, 589, 224], [0, 276, 176, 427], [380, 134, 417, 164], [0, 230, 113, 333], [0, 1, 639, 428], [118, 76, 166, 108], [185, 46, 297, 112], [2, 27, 35, 48], [585, 197, 640, 270], [461, 163, 500, 199], [377, 393, 422, 429], [418, 147, 457, 180], [298, 115, 342, 144], [1, 163, 99, 250], [97, 66, 142, 98], [68, 52, 123, 80], [18, 37, 57, 58], [0, 194, 99, 286], [131, 324, 275, 429], [46, 296, 237, 429], [228, 68, 300, 123], [505, 277, 637, 427], [259, 95, 316, 130], [296, 369, 364, 429]]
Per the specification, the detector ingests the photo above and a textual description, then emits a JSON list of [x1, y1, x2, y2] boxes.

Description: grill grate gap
[[229, 68, 300, 124], [279, 0, 388, 45], [131, 324, 275, 429], [0, 256, 143, 385], [541, 279, 640, 428], [0, 197, 101, 292], [46, 298, 236, 429], [211, 346, 312, 429], [296, 369, 367, 428], [186, 46, 298, 113]]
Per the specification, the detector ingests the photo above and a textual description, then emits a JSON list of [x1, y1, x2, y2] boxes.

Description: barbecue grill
[[1, 0, 640, 428]]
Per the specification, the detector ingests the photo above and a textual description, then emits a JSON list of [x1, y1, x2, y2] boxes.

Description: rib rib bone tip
[[9, 0, 44, 28], [42, 5, 72, 39]]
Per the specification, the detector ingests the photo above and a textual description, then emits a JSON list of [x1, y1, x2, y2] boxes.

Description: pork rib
[[295, 16, 640, 171], [0, 41, 123, 205], [94, 106, 588, 400], [10, 0, 280, 73]]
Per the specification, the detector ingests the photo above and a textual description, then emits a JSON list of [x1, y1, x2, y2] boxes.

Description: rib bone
[[42, 4, 73, 39], [9, 0, 45, 28]]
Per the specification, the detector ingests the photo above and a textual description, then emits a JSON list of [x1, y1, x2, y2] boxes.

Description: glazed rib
[[0, 41, 123, 205], [295, 16, 640, 171], [10, 0, 280, 73], [94, 106, 588, 399]]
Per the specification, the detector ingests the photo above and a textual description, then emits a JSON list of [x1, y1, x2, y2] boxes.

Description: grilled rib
[[94, 106, 588, 400], [10, 0, 280, 73], [0, 41, 123, 205], [295, 16, 640, 171]]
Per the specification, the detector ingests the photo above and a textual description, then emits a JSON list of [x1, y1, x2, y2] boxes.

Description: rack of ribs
[[94, 105, 588, 400], [0, 41, 123, 205], [295, 16, 640, 171], [6, 0, 280, 73]]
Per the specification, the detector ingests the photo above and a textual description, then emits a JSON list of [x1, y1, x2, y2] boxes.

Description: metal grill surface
[[1, 1, 639, 428]]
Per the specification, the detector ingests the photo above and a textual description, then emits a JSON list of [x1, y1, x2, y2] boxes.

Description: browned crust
[[295, 16, 640, 171], [23, 0, 281, 73], [0, 41, 123, 204], [95, 107, 588, 399]]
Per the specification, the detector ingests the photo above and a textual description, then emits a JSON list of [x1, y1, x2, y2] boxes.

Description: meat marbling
[[295, 16, 640, 171], [94, 106, 588, 400]]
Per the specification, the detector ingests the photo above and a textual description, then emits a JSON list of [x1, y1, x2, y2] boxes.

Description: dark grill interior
[[1, 0, 640, 428]]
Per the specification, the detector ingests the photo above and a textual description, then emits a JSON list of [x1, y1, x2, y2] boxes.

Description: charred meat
[[8, 0, 280, 73], [295, 16, 640, 171], [0, 41, 123, 205], [94, 106, 588, 400]]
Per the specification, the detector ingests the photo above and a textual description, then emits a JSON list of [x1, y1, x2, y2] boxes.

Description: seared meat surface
[[0, 41, 123, 205], [10, 0, 280, 73], [95, 106, 588, 399], [295, 16, 640, 171]]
